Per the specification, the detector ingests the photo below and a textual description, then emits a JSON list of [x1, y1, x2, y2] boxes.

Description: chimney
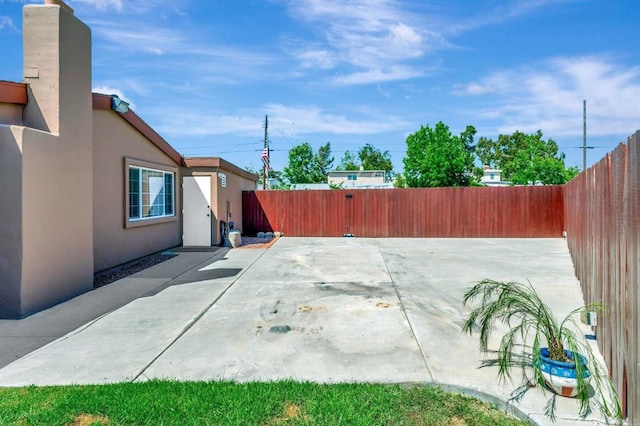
[[22, 1, 90, 134]]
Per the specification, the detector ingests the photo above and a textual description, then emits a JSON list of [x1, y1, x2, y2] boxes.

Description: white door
[[182, 176, 212, 246]]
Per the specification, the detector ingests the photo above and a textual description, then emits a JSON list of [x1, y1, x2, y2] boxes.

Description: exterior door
[[182, 176, 212, 246]]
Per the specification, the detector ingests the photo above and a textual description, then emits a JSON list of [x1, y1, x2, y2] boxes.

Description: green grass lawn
[[0, 380, 527, 425]]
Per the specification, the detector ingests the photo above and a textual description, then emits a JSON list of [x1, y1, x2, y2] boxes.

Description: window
[[347, 174, 357, 181], [128, 165, 175, 221]]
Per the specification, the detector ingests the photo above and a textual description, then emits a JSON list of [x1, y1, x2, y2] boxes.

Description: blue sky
[[2, 0, 640, 173]]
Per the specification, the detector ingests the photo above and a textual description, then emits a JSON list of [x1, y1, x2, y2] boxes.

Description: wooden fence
[[564, 130, 640, 422], [243, 186, 564, 238]]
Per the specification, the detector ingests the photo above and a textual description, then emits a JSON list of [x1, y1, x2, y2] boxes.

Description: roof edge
[[92, 93, 184, 166], [183, 157, 258, 181], [0, 81, 28, 105]]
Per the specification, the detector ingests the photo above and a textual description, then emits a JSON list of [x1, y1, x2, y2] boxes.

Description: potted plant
[[461, 279, 621, 422]]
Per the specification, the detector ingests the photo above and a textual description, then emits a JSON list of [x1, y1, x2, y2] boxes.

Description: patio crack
[[130, 249, 271, 382], [378, 245, 435, 382]]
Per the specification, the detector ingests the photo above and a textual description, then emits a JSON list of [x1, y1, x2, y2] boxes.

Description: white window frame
[[124, 158, 178, 228]]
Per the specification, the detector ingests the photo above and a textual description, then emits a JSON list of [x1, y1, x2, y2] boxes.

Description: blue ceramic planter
[[537, 347, 590, 397]]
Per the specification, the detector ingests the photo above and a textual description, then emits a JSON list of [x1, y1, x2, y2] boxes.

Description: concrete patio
[[0, 238, 608, 425]]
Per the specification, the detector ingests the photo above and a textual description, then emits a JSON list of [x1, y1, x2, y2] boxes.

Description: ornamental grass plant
[[462, 279, 621, 422]]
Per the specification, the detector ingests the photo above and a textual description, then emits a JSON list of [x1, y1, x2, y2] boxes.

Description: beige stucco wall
[[0, 126, 24, 317], [215, 170, 256, 240], [20, 126, 94, 315], [0, 104, 23, 125], [93, 109, 182, 272], [0, 4, 94, 318]]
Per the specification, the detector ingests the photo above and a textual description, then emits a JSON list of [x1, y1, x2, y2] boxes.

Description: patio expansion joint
[[377, 245, 435, 382], [130, 249, 270, 382]]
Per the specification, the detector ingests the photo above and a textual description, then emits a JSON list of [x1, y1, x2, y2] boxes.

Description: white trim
[[124, 158, 178, 229]]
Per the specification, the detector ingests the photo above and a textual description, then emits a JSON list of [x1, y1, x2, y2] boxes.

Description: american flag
[[261, 147, 271, 170]]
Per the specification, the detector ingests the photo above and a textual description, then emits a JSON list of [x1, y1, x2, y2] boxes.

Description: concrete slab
[[0, 249, 228, 368], [0, 238, 613, 425]]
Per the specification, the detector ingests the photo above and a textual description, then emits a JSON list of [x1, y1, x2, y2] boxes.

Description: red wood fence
[[242, 186, 564, 238], [564, 130, 640, 422]]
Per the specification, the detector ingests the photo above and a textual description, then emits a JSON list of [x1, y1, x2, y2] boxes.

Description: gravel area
[[93, 253, 177, 288], [238, 236, 279, 249], [93, 237, 278, 288]]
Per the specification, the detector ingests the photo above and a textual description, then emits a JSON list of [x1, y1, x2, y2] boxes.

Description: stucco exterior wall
[[0, 4, 95, 318], [0, 126, 24, 317], [20, 126, 94, 315], [92, 109, 182, 272], [0, 104, 23, 125], [214, 171, 256, 240]]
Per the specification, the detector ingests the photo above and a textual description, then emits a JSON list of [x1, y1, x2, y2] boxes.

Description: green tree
[[337, 144, 394, 180], [476, 130, 578, 185], [336, 150, 360, 171], [359, 143, 394, 181], [403, 122, 476, 187], [358, 143, 393, 173], [393, 173, 407, 188], [283, 142, 334, 184], [314, 142, 334, 181], [244, 166, 287, 189]]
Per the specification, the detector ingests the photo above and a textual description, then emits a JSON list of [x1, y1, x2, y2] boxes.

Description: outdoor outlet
[[581, 311, 598, 326]]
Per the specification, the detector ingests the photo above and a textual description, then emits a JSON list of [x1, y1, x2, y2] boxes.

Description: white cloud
[[88, 20, 276, 84], [264, 103, 409, 134], [386, 23, 423, 56], [89, 22, 183, 55], [71, 0, 124, 12], [445, 0, 581, 35], [452, 71, 519, 96], [70, 0, 174, 14], [296, 47, 335, 69], [152, 103, 409, 138], [0, 16, 18, 32], [285, 0, 440, 84], [454, 56, 640, 137], [285, 0, 572, 86], [376, 85, 391, 98], [332, 66, 424, 85]]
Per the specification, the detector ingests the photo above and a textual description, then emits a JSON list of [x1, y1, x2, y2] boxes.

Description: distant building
[[327, 170, 393, 189], [480, 167, 509, 187], [290, 183, 331, 190]]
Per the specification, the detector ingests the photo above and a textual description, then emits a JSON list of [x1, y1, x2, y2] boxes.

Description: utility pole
[[262, 115, 269, 190], [583, 100, 587, 171]]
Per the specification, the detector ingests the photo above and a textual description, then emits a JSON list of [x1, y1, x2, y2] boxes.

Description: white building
[[327, 170, 393, 189], [480, 167, 509, 186]]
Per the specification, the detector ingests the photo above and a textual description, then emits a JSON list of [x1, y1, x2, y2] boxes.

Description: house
[[327, 170, 393, 189], [290, 183, 331, 190], [182, 158, 257, 246], [479, 166, 509, 186], [0, 0, 257, 319]]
